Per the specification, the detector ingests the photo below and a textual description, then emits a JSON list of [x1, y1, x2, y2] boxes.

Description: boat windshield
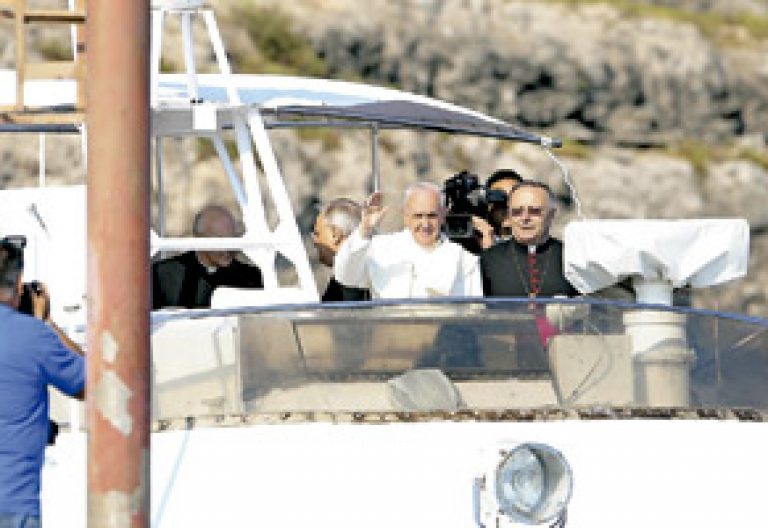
[[150, 298, 768, 420]]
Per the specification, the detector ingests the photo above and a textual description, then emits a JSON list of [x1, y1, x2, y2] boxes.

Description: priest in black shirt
[[481, 181, 578, 298], [312, 198, 369, 302], [152, 205, 263, 309]]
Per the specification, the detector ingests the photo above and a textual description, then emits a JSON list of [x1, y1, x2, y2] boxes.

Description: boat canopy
[[1, 66, 557, 144], [154, 73, 559, 145]]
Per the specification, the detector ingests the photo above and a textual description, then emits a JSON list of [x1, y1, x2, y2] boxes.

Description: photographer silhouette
[[0, 235, 85, 525]]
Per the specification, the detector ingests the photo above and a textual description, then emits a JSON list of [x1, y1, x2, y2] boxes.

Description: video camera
[[443, 170, 507, 239], [18, 280, 44, 317]]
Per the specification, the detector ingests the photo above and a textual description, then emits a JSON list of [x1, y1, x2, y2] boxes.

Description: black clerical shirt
[[152, 251, 263, 309], [480, 238, 578, 297]]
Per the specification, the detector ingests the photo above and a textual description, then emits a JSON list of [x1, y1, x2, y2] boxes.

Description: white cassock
[[334, 229, 483, 299]]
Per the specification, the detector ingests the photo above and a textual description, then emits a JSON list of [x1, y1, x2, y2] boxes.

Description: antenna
[[543, 146, 585, 220]]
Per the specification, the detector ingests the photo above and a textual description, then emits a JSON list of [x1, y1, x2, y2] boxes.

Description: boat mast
[[86, 1, 151, 527]]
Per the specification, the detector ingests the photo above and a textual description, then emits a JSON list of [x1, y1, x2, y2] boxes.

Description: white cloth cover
[[563, 219, 749, 294], [334, 229, 482, 299], [211, 287, 315, 308]]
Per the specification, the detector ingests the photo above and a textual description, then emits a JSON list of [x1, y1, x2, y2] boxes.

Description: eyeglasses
[[0, 235, 26, 251], [509, 206, 546, 218]]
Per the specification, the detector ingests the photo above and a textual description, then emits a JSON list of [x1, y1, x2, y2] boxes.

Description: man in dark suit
[[480, 181, 578, 369], [312, 198, 369, 302], [485, 168, 523, 241], [481, 181, 578, 298], [152, 205, 263, 309]]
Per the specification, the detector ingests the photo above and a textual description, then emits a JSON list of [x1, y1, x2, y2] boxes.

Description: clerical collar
[[195, 253, 218, 274], [511, 237, 551, 254]]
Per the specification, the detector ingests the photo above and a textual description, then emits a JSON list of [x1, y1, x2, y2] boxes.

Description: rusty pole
[[86, 1, 151, 527]]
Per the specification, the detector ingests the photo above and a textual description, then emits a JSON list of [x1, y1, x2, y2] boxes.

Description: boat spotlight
[[475, 442, 572, 527]]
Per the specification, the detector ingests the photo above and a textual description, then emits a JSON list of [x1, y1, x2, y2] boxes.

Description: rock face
[[1, 0, 767, 316], [261, 0, 768, 146]]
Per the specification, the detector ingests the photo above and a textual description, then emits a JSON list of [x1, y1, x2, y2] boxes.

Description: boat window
[[149, 298, 768, 420]]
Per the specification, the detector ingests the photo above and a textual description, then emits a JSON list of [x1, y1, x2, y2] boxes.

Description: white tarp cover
[[563, 219, 749, 294]]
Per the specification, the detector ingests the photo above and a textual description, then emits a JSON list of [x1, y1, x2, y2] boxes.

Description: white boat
[[1, 2, 766, 527]]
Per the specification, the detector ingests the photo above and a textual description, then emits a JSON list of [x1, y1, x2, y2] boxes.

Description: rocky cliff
[[234, 0, 766, 142]]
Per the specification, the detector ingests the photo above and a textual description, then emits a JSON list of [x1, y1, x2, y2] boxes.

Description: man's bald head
[[193, 205, 239, 269], [193, 205, 238, 238]]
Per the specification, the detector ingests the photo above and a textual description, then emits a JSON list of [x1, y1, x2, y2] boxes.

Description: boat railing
[[48, 297, 768, 427]]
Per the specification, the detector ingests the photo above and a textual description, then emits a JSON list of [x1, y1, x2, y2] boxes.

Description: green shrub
[[227, 4, 328, 77], [160, 57, 177, 73], [556, 139, 593, 159], [196, 137, 239, 162], [666, 140, 711, 176], [296, 128, 342, 151], [38, 39, 72, 61], [664, 140, 768, 175], [736, 147, 768, 171]]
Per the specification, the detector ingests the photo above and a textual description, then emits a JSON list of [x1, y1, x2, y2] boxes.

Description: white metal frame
[[150, 3, 319, 302]]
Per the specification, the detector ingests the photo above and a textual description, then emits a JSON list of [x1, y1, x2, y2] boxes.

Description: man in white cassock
[[334, 181, 482, 299]]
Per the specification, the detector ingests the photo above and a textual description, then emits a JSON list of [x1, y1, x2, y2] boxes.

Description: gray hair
[[402, 181, 446, 208], [322, 198, 362, 237], [509, 180, 556, 207]]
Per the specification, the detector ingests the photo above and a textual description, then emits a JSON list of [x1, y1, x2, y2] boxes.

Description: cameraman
[[0, 236, 85, 526], [485, 169, 523, 240], [443, 170, 521, 254]]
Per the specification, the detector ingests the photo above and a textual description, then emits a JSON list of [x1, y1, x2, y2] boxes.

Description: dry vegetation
[[537, 0, 768, 43]]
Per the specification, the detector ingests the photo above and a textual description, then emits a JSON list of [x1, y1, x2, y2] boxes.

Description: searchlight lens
[[494, 443, 572, 525], [497, 446, 543, 514]]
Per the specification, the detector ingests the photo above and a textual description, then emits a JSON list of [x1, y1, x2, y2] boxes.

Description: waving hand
[[359, 191, 389, 238]]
